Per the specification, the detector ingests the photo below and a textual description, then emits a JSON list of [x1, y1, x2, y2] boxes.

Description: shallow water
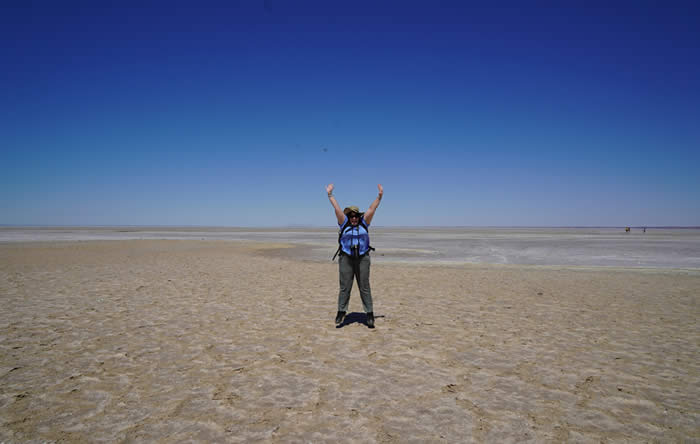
[[1, 226, 699, 269]]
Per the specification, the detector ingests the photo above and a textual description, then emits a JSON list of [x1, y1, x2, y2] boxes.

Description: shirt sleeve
[[339, 215, 348, 227]]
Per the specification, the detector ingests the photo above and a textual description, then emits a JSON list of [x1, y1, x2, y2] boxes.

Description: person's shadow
[[336, 312, 384, 328]]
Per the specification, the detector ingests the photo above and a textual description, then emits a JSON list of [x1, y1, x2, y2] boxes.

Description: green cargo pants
[[338, 252, 373, 313]]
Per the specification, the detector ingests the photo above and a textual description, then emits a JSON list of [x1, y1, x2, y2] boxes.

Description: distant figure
[[625, 227, 631, 233], [325, 183, 383, 329], [643, 227, 647, 233]]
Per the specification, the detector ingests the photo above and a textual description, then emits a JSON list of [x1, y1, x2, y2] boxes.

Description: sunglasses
[[349, 214, 360, 218]]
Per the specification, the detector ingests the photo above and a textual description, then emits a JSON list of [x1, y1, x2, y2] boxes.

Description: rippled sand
[[1, 241, 698, 442]]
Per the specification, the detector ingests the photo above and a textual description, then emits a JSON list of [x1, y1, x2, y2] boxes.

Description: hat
[[343, 206, 364, 216]]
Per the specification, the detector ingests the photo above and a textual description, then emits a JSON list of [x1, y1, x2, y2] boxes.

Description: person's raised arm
[[326, 184, 345, 225], [363, 184, 383, 225]]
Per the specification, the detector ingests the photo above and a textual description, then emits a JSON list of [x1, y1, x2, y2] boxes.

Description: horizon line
[[2, 224, 699, 229]]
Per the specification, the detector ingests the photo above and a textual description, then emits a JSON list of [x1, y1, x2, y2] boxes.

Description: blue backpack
[[332, 218, 374, 261]]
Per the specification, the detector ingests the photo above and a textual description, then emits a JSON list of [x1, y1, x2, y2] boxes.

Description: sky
[[1, 1, 699, 227]]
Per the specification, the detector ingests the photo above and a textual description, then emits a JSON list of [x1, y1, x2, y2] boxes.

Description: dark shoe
[[366, 312, 375, 329], [335, 311, 346, 326]]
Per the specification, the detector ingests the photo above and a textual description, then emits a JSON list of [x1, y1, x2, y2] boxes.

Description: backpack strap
[[332, 219, 352, 261], [360, 219, 375, 252]]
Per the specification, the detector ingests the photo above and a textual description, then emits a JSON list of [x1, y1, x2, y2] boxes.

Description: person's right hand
[[326, 184, 334, 194]]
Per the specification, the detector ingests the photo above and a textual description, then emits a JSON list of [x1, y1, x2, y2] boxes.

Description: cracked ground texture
[[1, 240, 698, 443]]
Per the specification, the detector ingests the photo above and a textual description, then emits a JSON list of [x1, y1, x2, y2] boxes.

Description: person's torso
[[339, 216, 370, 256]]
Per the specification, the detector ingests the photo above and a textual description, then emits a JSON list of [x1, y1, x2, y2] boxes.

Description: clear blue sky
[[2, 1, 699, 226]]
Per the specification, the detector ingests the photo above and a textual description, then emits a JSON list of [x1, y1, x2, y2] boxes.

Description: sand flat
[[3, 226, 700, 268], [1, 240, 699, 442]]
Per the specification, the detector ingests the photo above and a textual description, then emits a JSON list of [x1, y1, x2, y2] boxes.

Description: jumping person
[[326, 183, 383, 328]]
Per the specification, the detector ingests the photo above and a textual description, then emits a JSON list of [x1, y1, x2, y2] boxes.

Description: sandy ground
[[0, 240, 698, 443]]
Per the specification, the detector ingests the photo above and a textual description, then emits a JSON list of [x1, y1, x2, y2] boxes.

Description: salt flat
[[0, 239, 699, 442], [2, 226, 699, 268]]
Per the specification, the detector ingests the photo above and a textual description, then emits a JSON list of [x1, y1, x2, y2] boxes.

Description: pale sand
[[1, 240, 698, 443]]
